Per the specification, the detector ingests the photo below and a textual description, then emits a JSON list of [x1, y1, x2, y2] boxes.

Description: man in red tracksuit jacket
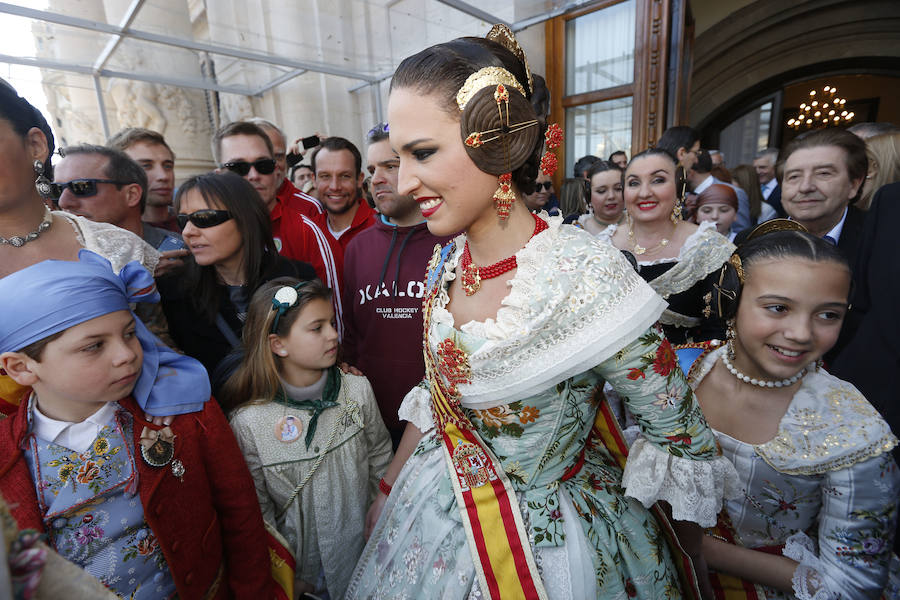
[[214, 121, 344, 335], [341, 124, 452, 446]]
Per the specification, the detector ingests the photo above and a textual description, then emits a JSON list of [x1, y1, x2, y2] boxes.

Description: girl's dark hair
[[0, 81, 55, 179], [731, 164, 764, 224], [221, 277, 333, 412], [390, 36, 547, 196], [174, 171, 279, 321], [586, 159, 623, 181], [712, 230, 851, 320]]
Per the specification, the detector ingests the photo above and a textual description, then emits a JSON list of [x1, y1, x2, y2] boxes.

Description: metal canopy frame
[[0, 0, 593, 137]]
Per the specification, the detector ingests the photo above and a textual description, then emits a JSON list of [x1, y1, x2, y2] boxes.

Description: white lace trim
[[692, 347, 899, 475], [429, 217, 667, 409], [598, 221, 720, 266], [621, 437, 740, 527], [397, 384, 434, 433], [783, 532, 839, 600], [59, 212, 160, 274]]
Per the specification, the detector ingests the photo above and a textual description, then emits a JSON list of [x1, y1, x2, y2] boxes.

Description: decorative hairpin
[[540, 123, 563, 177], [271, 282, 309, 333]]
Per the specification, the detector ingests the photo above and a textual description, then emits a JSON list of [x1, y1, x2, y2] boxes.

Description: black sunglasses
[[176, 209, 233, 230], [49, 178, 130, 198], [221, 158, 277, 176], [536, 181, 553, 191]]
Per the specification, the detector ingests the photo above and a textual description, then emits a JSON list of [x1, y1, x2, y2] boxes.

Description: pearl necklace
[[0, 206, 52, 248], [721, 352, 810, 388]]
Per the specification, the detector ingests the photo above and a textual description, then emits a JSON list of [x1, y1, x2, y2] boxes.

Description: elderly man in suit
[[778, 128, 867, 270], [753, 148, 785, 217]]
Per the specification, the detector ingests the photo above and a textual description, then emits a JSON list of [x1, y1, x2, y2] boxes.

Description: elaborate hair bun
[[460, 83, 540, 175]]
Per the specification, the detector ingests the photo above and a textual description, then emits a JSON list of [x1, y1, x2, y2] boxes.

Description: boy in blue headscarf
[[0, 251, 272, 599]]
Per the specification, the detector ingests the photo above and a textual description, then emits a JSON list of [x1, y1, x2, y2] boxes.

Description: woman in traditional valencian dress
[[347, 26, 739, 599], [600, 148, 735, 344], [678, 224, 899, 599]]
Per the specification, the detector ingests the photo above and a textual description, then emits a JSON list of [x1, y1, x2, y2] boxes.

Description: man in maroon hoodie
[[341, 123, 452, 446]]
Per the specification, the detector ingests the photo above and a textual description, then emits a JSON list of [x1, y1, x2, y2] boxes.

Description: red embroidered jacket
[[0, 395, 273, 599]]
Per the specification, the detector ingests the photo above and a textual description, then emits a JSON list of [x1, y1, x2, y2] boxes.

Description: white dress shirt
[[761, 178, 778, 200], [31, 400, 119, 453], [823, 207, 848, 246]]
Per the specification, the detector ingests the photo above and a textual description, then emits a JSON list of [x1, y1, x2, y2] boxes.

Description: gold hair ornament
[[485, 24, 534, 95], [744, 218, 808, 242], [456, 67, 526, 112]]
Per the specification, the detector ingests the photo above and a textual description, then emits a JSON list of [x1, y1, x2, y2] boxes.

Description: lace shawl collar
[[692, 346, 898, 475], [429, 215, 666, 408]]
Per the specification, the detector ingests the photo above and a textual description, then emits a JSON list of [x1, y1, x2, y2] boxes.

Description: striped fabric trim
[[293, 190, 323, 215], [301, 214, 344, 339]]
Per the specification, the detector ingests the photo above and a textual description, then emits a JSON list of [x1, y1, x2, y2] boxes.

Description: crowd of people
[[0, 22, 897, 600]]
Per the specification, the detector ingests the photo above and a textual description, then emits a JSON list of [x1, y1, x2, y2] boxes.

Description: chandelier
[[787, 85, 855, 130]]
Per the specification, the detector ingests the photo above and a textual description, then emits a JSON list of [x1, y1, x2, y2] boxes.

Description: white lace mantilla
[[621, 437, 740, 527], [58, 212, 160, 274], [430, 216, 666, 409], [599, 221, 734, 298], [693, 346, 898, 475]]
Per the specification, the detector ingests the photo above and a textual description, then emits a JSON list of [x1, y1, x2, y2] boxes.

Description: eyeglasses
[[176, 209, 233, 230], [536, 182, 553, 191], [221, 158, 277, 176], [49, 178, 130, 198]]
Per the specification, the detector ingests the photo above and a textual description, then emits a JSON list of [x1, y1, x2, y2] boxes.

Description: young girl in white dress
[[678, 223, 899, 598], [224, 278, 393, 600]]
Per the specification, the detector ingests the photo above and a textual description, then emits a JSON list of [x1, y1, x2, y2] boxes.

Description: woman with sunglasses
[[600, 148, 735, 344], [157, 172, 316, 393], [0, 82, 161, 413], [521, 171, 560, 215]]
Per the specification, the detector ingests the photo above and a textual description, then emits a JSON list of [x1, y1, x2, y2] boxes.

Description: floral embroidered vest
[[24, 405, 177, 599]]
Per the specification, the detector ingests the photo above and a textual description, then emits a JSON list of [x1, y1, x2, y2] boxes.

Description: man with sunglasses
[[54, 145, 185, 264], [212, 121, 344, 335], [247, 117, 323, 219]]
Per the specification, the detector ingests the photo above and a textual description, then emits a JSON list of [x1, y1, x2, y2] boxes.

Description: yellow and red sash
[[265, 521, 297, 600], [422, 244, 547, 600]]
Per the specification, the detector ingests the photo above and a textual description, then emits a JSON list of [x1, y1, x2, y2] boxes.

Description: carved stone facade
[[31, 0, 545, 179]]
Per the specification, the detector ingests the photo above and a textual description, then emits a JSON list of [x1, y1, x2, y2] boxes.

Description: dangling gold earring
[[726, 319, 737, 360], [493, 173, 515, 220], [671, 198, 683, 226], [672, 166, 686, 225]]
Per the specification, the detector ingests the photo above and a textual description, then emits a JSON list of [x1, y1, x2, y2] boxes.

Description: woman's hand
[[365, 492, 388, 539], [153, 249, 190, 277], [339, 362, 364, 376]]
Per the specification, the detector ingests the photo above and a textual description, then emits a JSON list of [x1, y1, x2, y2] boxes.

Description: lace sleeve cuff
[[783, 532, 839, 600], [621, 437, 740, 527], [398, 383, 434, 433]]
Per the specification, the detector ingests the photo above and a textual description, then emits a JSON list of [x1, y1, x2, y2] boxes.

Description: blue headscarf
[[0, 250, 209, 415]]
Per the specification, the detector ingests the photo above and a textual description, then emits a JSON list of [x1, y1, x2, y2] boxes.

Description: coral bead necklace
[[460, 213, 548, 296]]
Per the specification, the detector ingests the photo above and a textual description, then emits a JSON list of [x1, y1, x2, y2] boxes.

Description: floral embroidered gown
[[347, 217, 738, 599], [687, 345, 900, 599]]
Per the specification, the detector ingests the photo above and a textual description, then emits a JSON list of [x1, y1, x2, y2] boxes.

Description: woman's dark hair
[[625, 148, 685, 196], [586, 159, 623, 182], [174, 171, 279, 321], [0, 81, 55, 179], [712, 230, 851, 320], [390, 35, 547, 196]]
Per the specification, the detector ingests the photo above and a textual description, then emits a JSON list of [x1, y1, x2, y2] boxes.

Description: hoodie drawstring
[[377, 227, 398, 293], [391, 228, 417, 297]]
